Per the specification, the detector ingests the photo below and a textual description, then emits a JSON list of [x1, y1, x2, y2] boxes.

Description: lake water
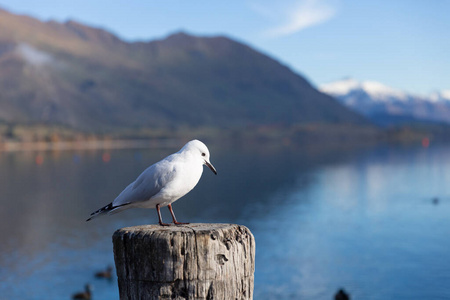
[[1, 142, 450, 299]]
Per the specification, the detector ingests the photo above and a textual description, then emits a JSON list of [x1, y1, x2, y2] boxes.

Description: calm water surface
[[1, 142, 450, 299]]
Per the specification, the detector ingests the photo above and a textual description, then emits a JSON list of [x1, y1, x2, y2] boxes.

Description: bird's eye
[[202, 153, 206, 157]]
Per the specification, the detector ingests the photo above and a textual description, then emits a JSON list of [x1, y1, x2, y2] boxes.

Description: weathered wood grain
[[113, 223, 255, 300]]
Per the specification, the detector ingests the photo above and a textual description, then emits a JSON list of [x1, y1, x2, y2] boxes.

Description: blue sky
[[1, 0, 448, 94]]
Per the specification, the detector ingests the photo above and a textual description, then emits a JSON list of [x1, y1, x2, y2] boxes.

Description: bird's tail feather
[[86, 202, 131, 221]]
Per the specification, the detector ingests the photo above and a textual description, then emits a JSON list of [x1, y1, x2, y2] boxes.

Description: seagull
[[86, 140, 217, 225]]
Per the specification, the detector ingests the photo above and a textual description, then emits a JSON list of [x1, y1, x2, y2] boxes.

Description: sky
[[0, 0, 448, 94]]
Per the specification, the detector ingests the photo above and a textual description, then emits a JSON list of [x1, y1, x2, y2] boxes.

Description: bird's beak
[[205, 160, 217, 175]]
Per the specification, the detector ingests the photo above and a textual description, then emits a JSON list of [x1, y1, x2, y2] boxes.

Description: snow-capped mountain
[[320, 78, 450, 126], [429, 90, 450, 102]]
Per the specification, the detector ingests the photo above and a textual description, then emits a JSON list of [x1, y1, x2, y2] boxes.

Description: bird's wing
[[112, 158, 176, 207]]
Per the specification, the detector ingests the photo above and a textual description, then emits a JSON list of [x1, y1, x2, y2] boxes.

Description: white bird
[[86, 140, 217, 225]]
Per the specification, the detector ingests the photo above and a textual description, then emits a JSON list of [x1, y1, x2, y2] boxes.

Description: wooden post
[[112, 223, 255, 300]]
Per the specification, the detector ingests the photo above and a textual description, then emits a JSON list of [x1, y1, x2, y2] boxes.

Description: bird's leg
[[156, 204, 170, 226], [168, 204, 189, 225]]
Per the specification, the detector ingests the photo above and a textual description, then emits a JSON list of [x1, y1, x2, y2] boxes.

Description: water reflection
[[1, 143, 450, 299]]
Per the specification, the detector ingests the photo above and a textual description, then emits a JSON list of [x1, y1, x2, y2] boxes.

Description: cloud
[[251, 0, 337, 38]]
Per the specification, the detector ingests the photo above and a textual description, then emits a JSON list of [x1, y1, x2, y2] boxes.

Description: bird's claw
[[173, 221, 190, 225]]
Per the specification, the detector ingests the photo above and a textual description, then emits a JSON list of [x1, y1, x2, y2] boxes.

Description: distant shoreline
[[1, 123, 445, 152]]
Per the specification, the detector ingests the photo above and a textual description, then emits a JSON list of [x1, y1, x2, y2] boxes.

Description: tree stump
[[112, 223, 255, 300]]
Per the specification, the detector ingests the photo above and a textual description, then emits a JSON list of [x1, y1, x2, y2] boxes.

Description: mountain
[[0, 9, 368, 133], [320, 78, 450, 126]]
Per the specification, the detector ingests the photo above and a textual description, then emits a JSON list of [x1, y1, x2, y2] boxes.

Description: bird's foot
[[173, 221, 190, 225], [159, 222, 171, 226]]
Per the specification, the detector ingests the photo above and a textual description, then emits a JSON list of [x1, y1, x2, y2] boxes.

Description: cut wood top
[[114, 223, 246, 235]]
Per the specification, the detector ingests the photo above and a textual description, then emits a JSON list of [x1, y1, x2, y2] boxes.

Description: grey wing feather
[[112, 159, 175, 207]]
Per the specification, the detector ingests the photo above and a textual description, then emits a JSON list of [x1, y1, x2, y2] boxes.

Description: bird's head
[[182, 140, 217, 175]]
